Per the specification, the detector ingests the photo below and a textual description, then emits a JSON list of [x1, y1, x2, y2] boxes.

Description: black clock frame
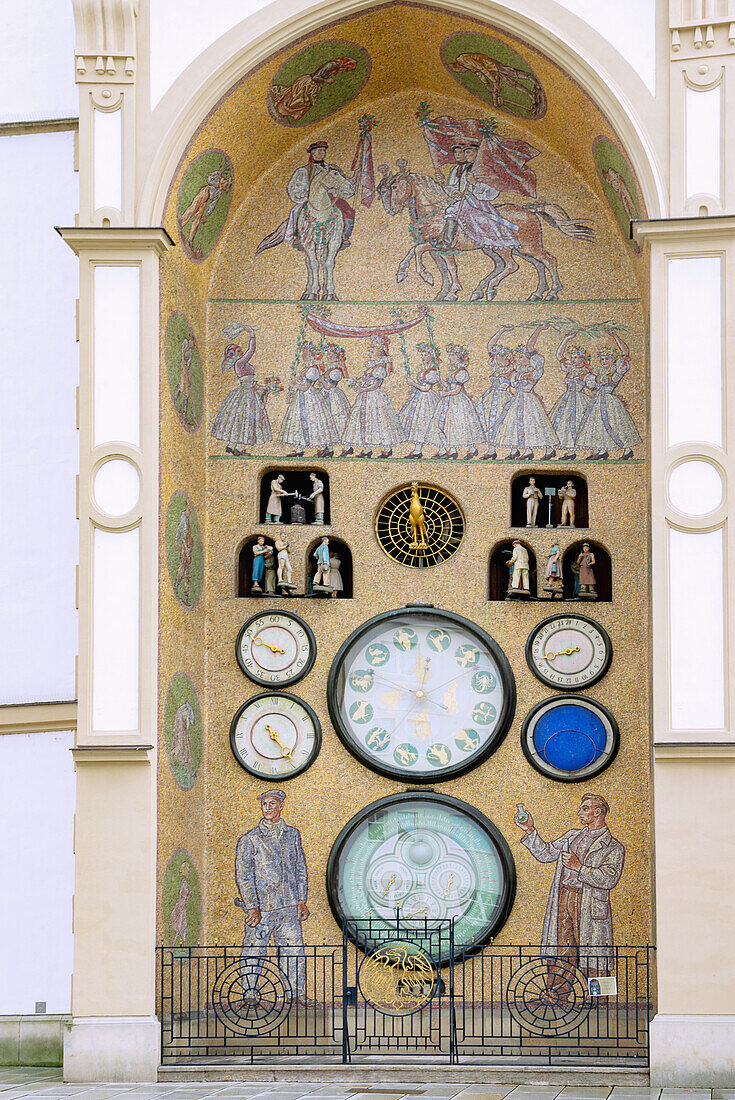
[[520, 693, 620, 783], [326, 605, 516, 782], [525, 613, 613, 691], [326, 790, 517, 963], [229, 690, 322, 780], [236, 610, 317, 688]]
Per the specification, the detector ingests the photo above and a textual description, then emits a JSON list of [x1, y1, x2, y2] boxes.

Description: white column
[[635, 216, 735, 1086]]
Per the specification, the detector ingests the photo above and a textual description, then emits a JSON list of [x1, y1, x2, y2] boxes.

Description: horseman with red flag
[[418, 109, 540, 252]]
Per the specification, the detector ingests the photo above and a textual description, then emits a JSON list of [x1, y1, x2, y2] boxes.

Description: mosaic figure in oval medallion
[[165, 492, 204, 608], [442, 33, 547, 119], [267, 42, 370, 127], [165, 312, 203, 431], [176, 149, 233, 262], [164, 673, 203, 790], [163, 850, 202, 948], [594, 137, 643, 252]]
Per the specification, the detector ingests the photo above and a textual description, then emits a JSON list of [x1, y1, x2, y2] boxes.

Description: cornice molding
[[654, 742, 735, 759], [0, 701, 77, 735], [56, 226, 174, 256], [72, 745, 154, 764], [633, 215, 735, 245]]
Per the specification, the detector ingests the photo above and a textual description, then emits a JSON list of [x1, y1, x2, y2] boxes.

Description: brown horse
[[376, 162, 595, 302]]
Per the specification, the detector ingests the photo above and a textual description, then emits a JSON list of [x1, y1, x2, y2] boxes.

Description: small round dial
[[229, 692, 321, 780], [236, 611, 316, 688], [521, 695, 619, 782], [525, 614, 612, 691]]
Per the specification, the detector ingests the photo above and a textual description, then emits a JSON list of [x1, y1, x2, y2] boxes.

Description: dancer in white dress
[[479, 325, 516, 460], [576, 330, 641, 460], [400, 343, 443, 459], [211, 326, 272, 456], [341, 336, 406, 458], [550, 332, 596, 459], [492, 323, 559, 460], [426, 345, 486, 459], [278, 342, 339, 457], [319, 344, 352, 440]]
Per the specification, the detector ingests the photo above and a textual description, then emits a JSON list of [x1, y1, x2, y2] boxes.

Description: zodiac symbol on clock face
[[472, 671, 496, 694], [350, 700, 374, 724], [366, 644, 390, 666], [472, 701, 497, 725], [394, 743, 419, 766], [426, 629, 451, 652], [455, 727, 480, 752], [427, 743, 451, 767], [366, 727, 391, 751], [455, 644, 480, 668], [350, 670, 374, 692], [393, 628, 418, 651]]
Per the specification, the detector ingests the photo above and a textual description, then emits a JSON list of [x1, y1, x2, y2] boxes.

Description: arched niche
[[511, 472, 589, 528], [489, 540, 537, 601], [237, 535, 277, 597], [259, 467, 331, 525], [563, 539, 612, 602], [305, 536, 352, 599]]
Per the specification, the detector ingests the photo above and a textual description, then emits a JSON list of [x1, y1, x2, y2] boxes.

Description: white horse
[[296, 167, 355, 301]]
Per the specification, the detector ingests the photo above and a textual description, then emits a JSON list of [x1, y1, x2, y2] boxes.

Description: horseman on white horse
[[256, 140, 357, 301]]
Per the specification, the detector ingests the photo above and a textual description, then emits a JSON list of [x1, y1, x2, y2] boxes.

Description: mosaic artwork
[[176, 149, 233, 262], [594, 137, 643, 252], [165, 491, 204, 608], [162, 849, 202, 948], [165, 312, 203, 431], [163, 672, 203, 789], [441, 32, 547, 118], [268, 41, 371, 126]]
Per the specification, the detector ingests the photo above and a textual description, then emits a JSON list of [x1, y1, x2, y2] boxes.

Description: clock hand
[[443, 873, 455, 898], [425, 664, 480, 698], [544, 646, 581, 661], [382, 874, 396, 897], [253, 637, 286, 655], [265, 724, 294, 761]]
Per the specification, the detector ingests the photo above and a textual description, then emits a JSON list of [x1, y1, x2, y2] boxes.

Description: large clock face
[[236, 611, 316, 688], [327, 792, 516, 962], [327, 606, 515, 781], [525, 614, 612, 691]]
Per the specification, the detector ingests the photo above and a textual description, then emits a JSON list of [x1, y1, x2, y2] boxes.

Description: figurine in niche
[[576, 542, 597, 599], [263, 543, 278, 596], [558, 480, 577, 527], [306, 473, 327, 525], [571, 558, 581, 597], [328, 551, 343, 599], [543, 543, 563, 598], [275, 536, 296, 593], [523, 476, 543, 526], [251, 536, 271, 594], [266, 474, 294, 523], [312, 536, 333, 594], [506, 540, 531, 599]]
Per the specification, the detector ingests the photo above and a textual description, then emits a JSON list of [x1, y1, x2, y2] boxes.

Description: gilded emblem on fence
[[358, 941, 437, 1015]]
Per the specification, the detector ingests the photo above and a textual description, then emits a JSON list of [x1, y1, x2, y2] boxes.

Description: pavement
[[0, 1070, 734, 1100]]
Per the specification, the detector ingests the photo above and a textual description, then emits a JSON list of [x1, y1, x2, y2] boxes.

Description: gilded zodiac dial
[[229, 692, 321, 780], [327, 606, 515, 781], [236, 610, 316, 688], [375, 483, 464, 567], [525, 614, 612, 690], [327, 792, 516, 962]]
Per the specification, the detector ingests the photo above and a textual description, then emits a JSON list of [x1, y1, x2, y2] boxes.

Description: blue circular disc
[[533, 704, 607, 771]]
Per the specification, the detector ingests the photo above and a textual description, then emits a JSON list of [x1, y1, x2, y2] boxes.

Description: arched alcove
[[305, 536, 353, 598], [259, 467, 331, 525], [489, 539, 537, 601], [237, 535, 277, 597], [563, 539, 612, 602], [511, 471, 589, 528]]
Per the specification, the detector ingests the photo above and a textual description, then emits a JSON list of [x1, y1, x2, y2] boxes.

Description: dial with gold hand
[[443, 873, 455, 899], [254, 637, 286, 655], [544, 646, 581, 661], [265, 723, 294, 760], [382, 874, 396, 897]]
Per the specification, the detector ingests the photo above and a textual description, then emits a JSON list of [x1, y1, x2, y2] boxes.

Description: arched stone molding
[[135, 0, 666, 225]]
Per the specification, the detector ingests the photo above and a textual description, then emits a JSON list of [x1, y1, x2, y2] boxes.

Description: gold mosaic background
[[158, 3, 652, 954]]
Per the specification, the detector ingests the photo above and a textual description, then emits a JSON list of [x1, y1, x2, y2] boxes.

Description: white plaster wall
[[148, 0, 657, 108], [0, 131, 79, 704], [0, 732, 75, 1014], [0, 0, 76, 123]]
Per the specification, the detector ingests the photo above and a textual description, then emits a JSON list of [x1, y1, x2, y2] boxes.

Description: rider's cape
[[255, 197, 355, 256]]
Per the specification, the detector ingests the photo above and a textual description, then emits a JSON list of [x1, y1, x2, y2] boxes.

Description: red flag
[[419, 114, 539, 197]]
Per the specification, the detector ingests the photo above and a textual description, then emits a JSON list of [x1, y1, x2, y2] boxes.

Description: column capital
[[633, 214, 735, 245], [56, 226, 175, 256]]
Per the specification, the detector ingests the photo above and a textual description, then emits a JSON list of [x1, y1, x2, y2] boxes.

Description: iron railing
[[158, 940, 654, 1066]]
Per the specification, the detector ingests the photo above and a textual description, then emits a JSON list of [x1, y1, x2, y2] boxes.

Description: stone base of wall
[[0, 1016, 70, 1067], [650, 1013, 735, 1087]]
